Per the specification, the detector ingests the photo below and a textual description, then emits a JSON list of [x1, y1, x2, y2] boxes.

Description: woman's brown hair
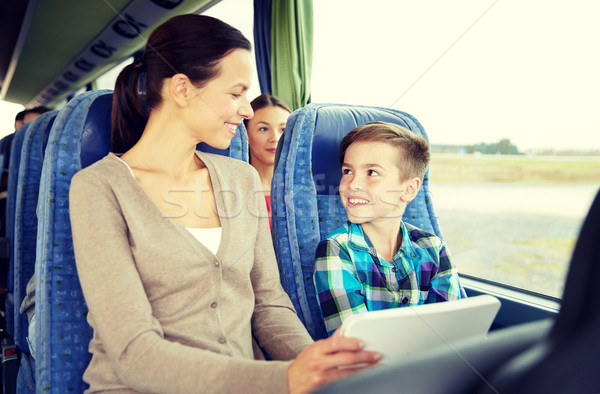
[[111, 14, 251, 153]]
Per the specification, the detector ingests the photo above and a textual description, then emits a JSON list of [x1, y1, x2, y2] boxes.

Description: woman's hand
[[288, 329, 381, 394]]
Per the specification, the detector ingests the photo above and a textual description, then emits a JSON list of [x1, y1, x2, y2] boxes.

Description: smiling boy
[[313, 121, 466, 336]]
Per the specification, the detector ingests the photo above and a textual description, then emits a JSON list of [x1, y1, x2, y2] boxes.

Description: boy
[[313, 121, 466, 336]]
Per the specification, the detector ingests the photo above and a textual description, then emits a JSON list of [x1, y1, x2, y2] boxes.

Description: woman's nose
[[239, 98, 254, 120]]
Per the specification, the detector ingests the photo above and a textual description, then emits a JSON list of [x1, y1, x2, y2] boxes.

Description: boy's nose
[[349, 178, 363, 191]]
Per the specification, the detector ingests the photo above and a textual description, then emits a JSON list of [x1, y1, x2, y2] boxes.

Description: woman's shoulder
[[72, 153, 129, 187], [199, 152, 257, 176]]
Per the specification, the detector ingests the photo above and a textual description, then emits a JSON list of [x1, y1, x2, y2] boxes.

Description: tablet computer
[[340, 295, 501, 363]]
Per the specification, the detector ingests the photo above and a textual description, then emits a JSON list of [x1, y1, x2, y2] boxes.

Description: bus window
[[311, 0, 600, 298], [95, 58, 133, 90]]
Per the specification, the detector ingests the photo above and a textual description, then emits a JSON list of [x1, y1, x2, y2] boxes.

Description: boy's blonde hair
[[339, 121, 430, 181]]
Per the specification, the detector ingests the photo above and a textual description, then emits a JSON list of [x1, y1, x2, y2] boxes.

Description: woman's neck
[[121, 112, 201, 179]]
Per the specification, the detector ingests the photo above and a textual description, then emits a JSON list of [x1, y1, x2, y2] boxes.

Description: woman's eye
[[342, 168, 352, 175], [232, 93, 242, 99], [259, 127, 269, 132], [280, 128, 286, 134], [367, 170, 379, 176]]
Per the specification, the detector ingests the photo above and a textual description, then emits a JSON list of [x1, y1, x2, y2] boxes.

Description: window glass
[[312, 0, 600, 298], [95, 58, 133, 90]]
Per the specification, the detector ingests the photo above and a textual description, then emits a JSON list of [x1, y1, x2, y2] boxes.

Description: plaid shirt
[[314, 221, 466, 336]]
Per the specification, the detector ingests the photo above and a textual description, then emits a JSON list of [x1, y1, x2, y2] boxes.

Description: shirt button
[[210, 302, 218, 309], [218, 337, 226, 344], [402, 297, 409, 304], [392, 267, 398, 272], [213, 261, 220, 267]]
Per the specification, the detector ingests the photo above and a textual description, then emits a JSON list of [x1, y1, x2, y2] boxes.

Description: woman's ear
[[401, 177, 422, 203], [169, 73, 195, 107]]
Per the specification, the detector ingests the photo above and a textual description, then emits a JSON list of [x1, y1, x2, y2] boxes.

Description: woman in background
[[245, 94, 291, 229]]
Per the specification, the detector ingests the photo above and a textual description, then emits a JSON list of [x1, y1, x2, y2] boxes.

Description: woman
[[244, 94, 291, 229], [69, 14, 379, 394]]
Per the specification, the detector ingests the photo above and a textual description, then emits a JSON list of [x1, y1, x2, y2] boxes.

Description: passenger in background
[[14, 106, 51, 130], [244, 94, 291, 229], [314, 121, 466, 336], [13, 110, 25, 130], [69, 14, 379, 394]]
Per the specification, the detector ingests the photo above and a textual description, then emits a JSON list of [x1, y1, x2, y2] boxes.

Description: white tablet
[[340, 295, 501, 363]]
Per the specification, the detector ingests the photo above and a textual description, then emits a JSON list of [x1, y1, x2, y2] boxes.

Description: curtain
[[270, 0, 313, 111], [253, 0, 273, 94]]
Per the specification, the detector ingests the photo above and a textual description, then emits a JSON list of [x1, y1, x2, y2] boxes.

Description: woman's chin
[[205, 138, 232, 151]]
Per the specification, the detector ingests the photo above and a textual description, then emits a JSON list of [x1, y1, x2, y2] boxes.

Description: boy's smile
[[340, 141, 415, 227], [347, 196, 370, 206]]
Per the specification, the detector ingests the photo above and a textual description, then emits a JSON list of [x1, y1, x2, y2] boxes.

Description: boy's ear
[[169, 73, 195, 107], [401, 177, 421, 203]]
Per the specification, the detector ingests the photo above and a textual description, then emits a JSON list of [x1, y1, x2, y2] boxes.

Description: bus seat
[[5, 123, 34, 337], [271, 103, 443, 340], [0, 133, 15, 327], [13, 111, 58, 393], [314, 317, 553, 394], [34, 90, 112, 393]]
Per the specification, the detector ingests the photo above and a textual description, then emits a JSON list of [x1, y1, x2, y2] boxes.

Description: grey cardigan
[[70, 152, 313, 393]]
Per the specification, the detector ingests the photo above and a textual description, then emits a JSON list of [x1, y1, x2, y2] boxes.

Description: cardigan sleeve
[[247, 170, 314, 358], [70, 169, 293, 394]]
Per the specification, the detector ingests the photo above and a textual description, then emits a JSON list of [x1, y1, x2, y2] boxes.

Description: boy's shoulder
[[321, 221, 353, 245], [403, 222, 445, 249]]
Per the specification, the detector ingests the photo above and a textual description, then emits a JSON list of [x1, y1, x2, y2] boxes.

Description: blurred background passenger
[[14, 110, 26, 130], [244, 94, 291, 229], [14, 106, 51, 130]]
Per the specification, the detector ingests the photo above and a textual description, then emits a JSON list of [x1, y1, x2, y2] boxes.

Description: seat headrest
[[80, 93, 113, 169], [310, 106, 420, 195]]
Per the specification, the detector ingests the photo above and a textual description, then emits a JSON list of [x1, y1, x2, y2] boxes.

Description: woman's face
[[188, 49, 254, 149], [246, 106, 290, 167]]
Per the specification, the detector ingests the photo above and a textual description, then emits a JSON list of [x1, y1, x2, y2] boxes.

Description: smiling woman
[[64, 13, 380, 394]]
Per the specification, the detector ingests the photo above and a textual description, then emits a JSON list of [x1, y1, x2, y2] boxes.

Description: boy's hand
[[288, 328, 381, 394]]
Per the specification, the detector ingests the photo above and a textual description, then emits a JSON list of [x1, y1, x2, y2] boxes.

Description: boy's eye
[[367, 170, 379, 176], [232, 93, 242, 99], [342, 168, 352, 175]]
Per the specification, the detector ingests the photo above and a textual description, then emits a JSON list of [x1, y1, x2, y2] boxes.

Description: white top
[[185, 226, 222, 255]]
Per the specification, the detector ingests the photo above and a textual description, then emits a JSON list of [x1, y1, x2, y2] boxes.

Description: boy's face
[[339, 141, 419, 226]]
